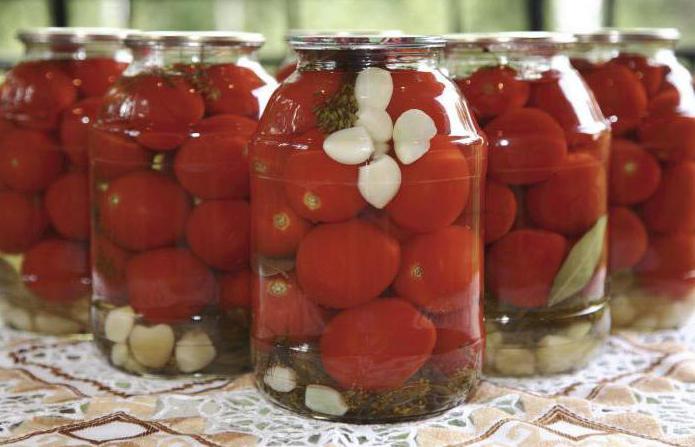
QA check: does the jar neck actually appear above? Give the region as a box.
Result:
[571,42,676,64]
[445,47,572,79]
[129,44,260,69]
[295,48,441,71]
[23,41,130,62]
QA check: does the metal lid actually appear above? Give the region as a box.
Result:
[289,34,444,50]
[574,28,680,44]
[124,31,265,48]
[18,27,133,45]
[445,32,577,49]
[285,29,403,40]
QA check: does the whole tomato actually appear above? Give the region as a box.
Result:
[483,181,517,244]
[219,268,251,311]
[458,66,530,120]
[99,171,191,251]
[193,114,257,139]
[21,239,90,303]
[88,128,152,181]
[204,63,266,118]
[59,97,102,169]
[68,58,128,98]
[320,299,436,391]
[387,70,450,134]
[609,207,648,273]
[430,308,483,376]
[0,191,48,253]
[636,233,695,299]
[608,138,661,206]
[126,248,216,323]
[0,129,64,192]
[642,161,695,233]
[45,172,89,240]
[92,235,130,301]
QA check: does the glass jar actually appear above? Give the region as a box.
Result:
[250,34,485,422]
[572,29,695,331]
[90,31,277,376]
[445,33,611,376]
[0,28,131,335]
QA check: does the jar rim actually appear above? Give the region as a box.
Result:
[444,32,577,49]
[574,28,680,44]
[289,34,445,50]
[124,31,265,48]
[18,27,135,44]
[285,29,403,40]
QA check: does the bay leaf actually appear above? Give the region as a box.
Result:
[547,214,607,307]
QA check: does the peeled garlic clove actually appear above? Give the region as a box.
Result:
[104,306,135,343]
[175,329,217,373]
[128,324,175,369]
[111,343,129,367]
[562,321,592,340]
[358,154,401,209]
[323,126,374,165]
[492,348,536,376]
[536,336,594,375]
[393,109,437,165]
[355,67,393,110]
[263,365,297,392]
[6,306,34,331]
[305,384,349,416]
[355,107,393,143]
[35,313,81,335]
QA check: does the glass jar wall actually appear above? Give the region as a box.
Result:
[572,29,695,331]
[250,34,486,422]
[0,28,131,335]
[445,33,611,376]
[89,31,277,376]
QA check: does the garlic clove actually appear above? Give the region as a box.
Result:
[35,313,81,335]
[6,306,34,331]
[111,343,129,367]
[323,126,374,165]
[492,347,536,376]
[358,154,401,209]
[128,324,175,369]
[393,109,437,165]
[355,107,393,143]
[175,329,217,373]
[305,384,349,416]
[355,67,393,110]
[263,365,297,392]
[104,306,135,343]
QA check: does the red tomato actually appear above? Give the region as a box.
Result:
[386,147,469,233]
[100,73,205,151]
[636,233,695,299]
[487,229,568,308]
[609,138,661,206]
[59,97,102,169]
[0,191,48,253]
[252,180,311,257]
[88,128,152,181]
[484,181,517,244]
[185,200,249,271]
[174,133,249,200]
[92,235,130,301]
[275,62,297,82]
[252,273,325,342]
[320,299,436,391]
[638,115,695,162]
[526,153,607,236]
[609,207,648,273]
[257,70,342,135]
[68,58,127,98]
[193,114,257,138]
[610,54,665,97]
[0,129,63,192]
[387,70,449,134]
[283,150,365,223]
[296,219,400,309]
[219,268,251,311]
[99,171,191,251]
[394,226,477,313]
[21,239,90,303]
[484,108,567,185]
[458,66,530,120]
[45,172,89,240]
[126,248,216,323]
[0,60,77,129]
[648,87,681,117]
[583,64,648,136]
[642,161,695,233]
[430,308,483,376]
[204,64,266,118]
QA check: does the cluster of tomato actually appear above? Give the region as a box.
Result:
[0,56,127,308]
[91,62,273,327]
[455,64,610,310]
[250,69,484,392]
[574,53,695,300]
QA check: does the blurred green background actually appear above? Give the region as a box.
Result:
[1,0,694,70]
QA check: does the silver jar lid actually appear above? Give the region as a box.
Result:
[289,34,445,50]
[444,32,577,50]
[124,31,265,48]
[574,28,680,44]
[18,27,134,45]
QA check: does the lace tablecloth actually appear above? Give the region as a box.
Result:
[1,321,695,446]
